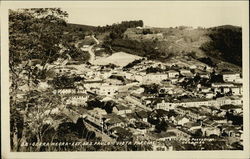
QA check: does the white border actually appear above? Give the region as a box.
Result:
[1,1,249,159]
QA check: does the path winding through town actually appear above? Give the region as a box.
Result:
[85,35,100,64]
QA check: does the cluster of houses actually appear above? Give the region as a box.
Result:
[156,96,242,110]
[47,52,243,150]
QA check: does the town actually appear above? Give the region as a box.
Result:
[9,8,244,152]
[29,34,243,151]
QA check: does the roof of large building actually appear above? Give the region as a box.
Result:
[222,72,240,75]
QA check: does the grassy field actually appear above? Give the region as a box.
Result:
[93,51,143,67]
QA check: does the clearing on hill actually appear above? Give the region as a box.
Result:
[93,52,143,67]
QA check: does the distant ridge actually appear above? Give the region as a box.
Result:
[67,23,96,31]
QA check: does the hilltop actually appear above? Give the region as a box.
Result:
[95,24,242,69]
[64,21,242,69]
[67,23,96,33]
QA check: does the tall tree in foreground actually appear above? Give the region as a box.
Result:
[9,8,69,151]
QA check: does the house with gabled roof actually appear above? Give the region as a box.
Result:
[135,110,149,122]
[103,114,127,130]
[112,104,132,116]
[174,116,190,126]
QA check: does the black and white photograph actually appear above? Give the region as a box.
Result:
[1,1,249,159]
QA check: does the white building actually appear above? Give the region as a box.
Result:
[202,127,220,136]
[113,105,132,116]
[144,73,168,83]
[156,100,175,111]
[65,94,88,106]
[231,87,241,95]
[53,66,78,75]
[154,97,243,110]
[53,88,75,95]
[180,69,191,74]
[167,70,179,78]
[212,83,235,88]
[179,69,193,77]
[98,84,119,96]
[175,116,190,126]
[222,72,241,83]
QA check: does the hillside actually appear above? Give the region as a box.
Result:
[201,25,242,66]
[67,23,96,32]
[64,21,242,69]
[102,25,242,68]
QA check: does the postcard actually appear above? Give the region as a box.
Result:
[1,1,249,159]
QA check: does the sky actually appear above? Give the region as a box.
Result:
[63,1,246,28]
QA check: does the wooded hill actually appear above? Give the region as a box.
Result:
[64,20,242,67]
[92,23,242,67]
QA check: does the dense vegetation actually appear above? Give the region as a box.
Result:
[107,39,165,59]
[49,75,84,88]
[94,20,166,59]
[200,25,242,66]
[86,99,116,114]
[9,8,94,152]
[95,20,143,38]
[9,8,243,152]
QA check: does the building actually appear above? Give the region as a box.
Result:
[149,109,169,121]
[199,86,211,93]
[179,69,193,77]
[53,87,75,95]
[212,83,235,88]
[156,100,175,111]
[129,86,145,94]
[167,127,191,139]
[86,108,107,127]
[53,66,78,75]
[222,72,241,83]
[167,70,179,78]
[184,122,202,132]
[201,127,220,137]
[155,96,242,110]
[199,72,210,79]
[103,114,127,130]
[204,91,214,99]
[65,93,88,106]
[136,110,149,122]
[211,82,242,95]
[84,79,104,91]
[231,87,241,95]
[175,116,190,126]
[175,106,204,121]
[112,105,132,116]
[153,132,177,141]
[200,105,212,114]
[190,65,197,70]
[76,85,87,94]
[143,73,168,83]
[126,113,139,123]
[98,84,119,96]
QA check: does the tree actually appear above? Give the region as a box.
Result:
[23,90,63,151]
[9,8,70,151]
[155,120,168,133]
[192,129,203,137]
[142,84,159,94]
[9,8,68,72]
[200,25,242,66]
